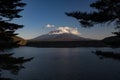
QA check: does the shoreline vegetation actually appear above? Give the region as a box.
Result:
[93,50,120,61]
[26,40,108,48]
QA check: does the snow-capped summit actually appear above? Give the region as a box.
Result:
[31,27,91,41]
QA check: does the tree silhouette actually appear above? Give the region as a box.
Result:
[0,0,33,80]
[66,0,120,34]
[93,50,120,61]
[0,53,33,80]
[66,0,120,47]
[0,0,26,50]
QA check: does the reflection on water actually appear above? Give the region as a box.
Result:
[0,52,33,80]
[93,50,120,61]
[3,47,120,80]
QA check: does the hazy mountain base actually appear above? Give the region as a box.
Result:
[27,40,107,48]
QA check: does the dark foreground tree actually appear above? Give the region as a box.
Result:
[0,53,33,80]
[0,0,33,80]
[66,0,120,32]
[0,0,26,50]
[66,0,120,47]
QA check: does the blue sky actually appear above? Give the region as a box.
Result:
[14,0,115,39]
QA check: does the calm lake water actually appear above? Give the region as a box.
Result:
[2,47,120,80]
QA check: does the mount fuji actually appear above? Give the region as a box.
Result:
[30,27,92,41]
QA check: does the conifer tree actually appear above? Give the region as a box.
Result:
[0,0,26,49]
[66,0,120,36]
[0,1,33,80]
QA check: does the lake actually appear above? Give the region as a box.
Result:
[2,47,120,80]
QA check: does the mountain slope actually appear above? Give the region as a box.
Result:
[12,36,27,45]
[31,33,91,41]
[0,36,27,45]
[30,27,92,41]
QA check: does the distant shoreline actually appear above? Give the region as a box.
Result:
[26,40,108,48]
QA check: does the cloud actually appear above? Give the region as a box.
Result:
[46,24,55,28]
[49,26,81,35]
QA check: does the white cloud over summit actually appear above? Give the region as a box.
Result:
[49,26,80,35]
[45,24,81,35]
